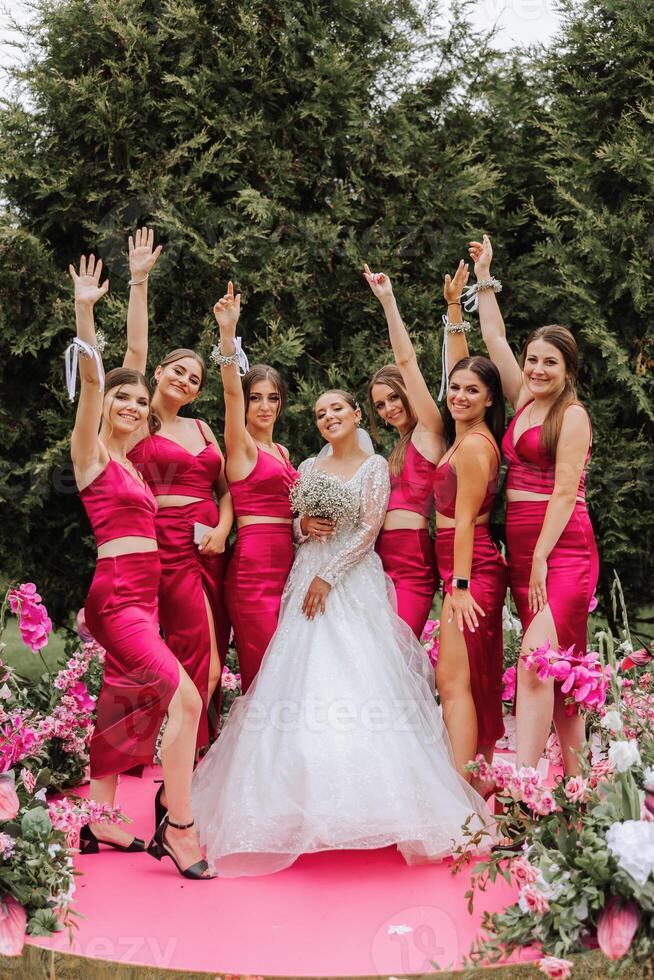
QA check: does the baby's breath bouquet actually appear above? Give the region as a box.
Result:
[290,468,359,527]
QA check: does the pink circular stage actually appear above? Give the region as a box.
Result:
[28,768,529,976]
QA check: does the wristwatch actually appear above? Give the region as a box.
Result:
[452,577,470,590]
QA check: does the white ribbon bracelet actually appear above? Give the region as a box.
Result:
[438,314,471,402]
[65,338,105,402]
[462,277,502,313]
[210,337,250,376]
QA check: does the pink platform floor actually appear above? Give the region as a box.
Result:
[28,767,531,976]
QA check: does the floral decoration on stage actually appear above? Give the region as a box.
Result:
[454,578,654,977]
[0,583,121,955]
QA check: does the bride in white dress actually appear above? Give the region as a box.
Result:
[192,388,490,877]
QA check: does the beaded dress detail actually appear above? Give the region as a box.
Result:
[192,454,489,876]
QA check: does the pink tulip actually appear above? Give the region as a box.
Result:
[0,774,19,821]
[0,895,27,956]
[597,895,640,961]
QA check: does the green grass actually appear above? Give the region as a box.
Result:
[1,619,68,681]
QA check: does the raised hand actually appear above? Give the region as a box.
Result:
[69,254,109,307]
[443,259,469,305]
[468,234,493,278]
[363,263,394,304]
[128,226,162,282]
[213,281,241,336]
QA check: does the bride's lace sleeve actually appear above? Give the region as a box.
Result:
[292,457,315,544]
[318,455,389,587]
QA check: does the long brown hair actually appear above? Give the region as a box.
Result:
[242,364,287,420]
[104,367,160,434]
[154,348,207,390]
[521,325,581,457]
[368,365,417,477]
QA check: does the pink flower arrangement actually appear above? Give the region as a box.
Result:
[501,665,516,702]
[8,583,52,653]
[420,619,440,667]
[522,641,610,714]
[47,797,123,838]
[518,883,550,916]
[468,755,559,817]
[0,894,27,956]
[221,666,241,692]
[597,895,640,960]
[538,956,573,979]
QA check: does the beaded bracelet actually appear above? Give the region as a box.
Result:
[462,277,502,313]
[210,338,250,376]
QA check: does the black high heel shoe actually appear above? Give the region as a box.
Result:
[154,782,168,828]
[79,824,146,854]
[147,816,215,880]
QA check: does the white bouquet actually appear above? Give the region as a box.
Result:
[289,468,359,527]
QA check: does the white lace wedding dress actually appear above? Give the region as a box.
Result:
[192,454,490,877]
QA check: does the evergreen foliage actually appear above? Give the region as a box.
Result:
[0,0,651,625]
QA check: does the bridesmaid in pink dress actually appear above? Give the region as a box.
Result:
[68,254,211,878]
[364,262,470,639]
[212,282,298,693]
[123,230,232,756]
[469,234,598,775]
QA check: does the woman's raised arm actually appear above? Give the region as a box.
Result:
[69,255,109,477]
[468,235,524,409]
[213,282,256,471]
[123,226,162,373]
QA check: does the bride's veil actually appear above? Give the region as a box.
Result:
[316,428,375,459]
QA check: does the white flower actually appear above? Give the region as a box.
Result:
[606,820,654,885]
[48,844,62,856]
[618,639,633,654]
[644,767,654,792]
[387,925,413,935]
[601,710,623,733]
[502,604,522,636]
[0,684,11,700]
[34,787,47,802]
[608,739,641,772]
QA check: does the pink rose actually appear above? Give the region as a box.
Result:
[511,856,540,887]
[0,895,27,956]
[538,955,573,979]
[0,774,19,821]
[564,775,588,803]
[519,884,550,916]
[533,790,557,816]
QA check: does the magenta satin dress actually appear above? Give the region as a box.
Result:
[129,420,230,749]
[502,401,599,655]
[374,440,438,638]
[80,460,179,779]
[225,446,299,693]
[433,434,507,747]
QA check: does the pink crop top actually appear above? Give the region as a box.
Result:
[229,445,299,519]
[80,459,158,546]
[387,440,435,519]
[502,401,589,498]
[433,433,500,519]
[128,420,222,499]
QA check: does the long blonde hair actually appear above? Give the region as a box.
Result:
[368,365,416,477]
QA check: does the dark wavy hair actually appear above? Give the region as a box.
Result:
[104,367,160,433]
[441,356,504,449]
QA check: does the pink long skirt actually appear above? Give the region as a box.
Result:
[436,526,507,747]
[155,500,230,750]
[375,528,438,639]
[224,523,295,693]
[85,552,179,779]
[506,500,599,655]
